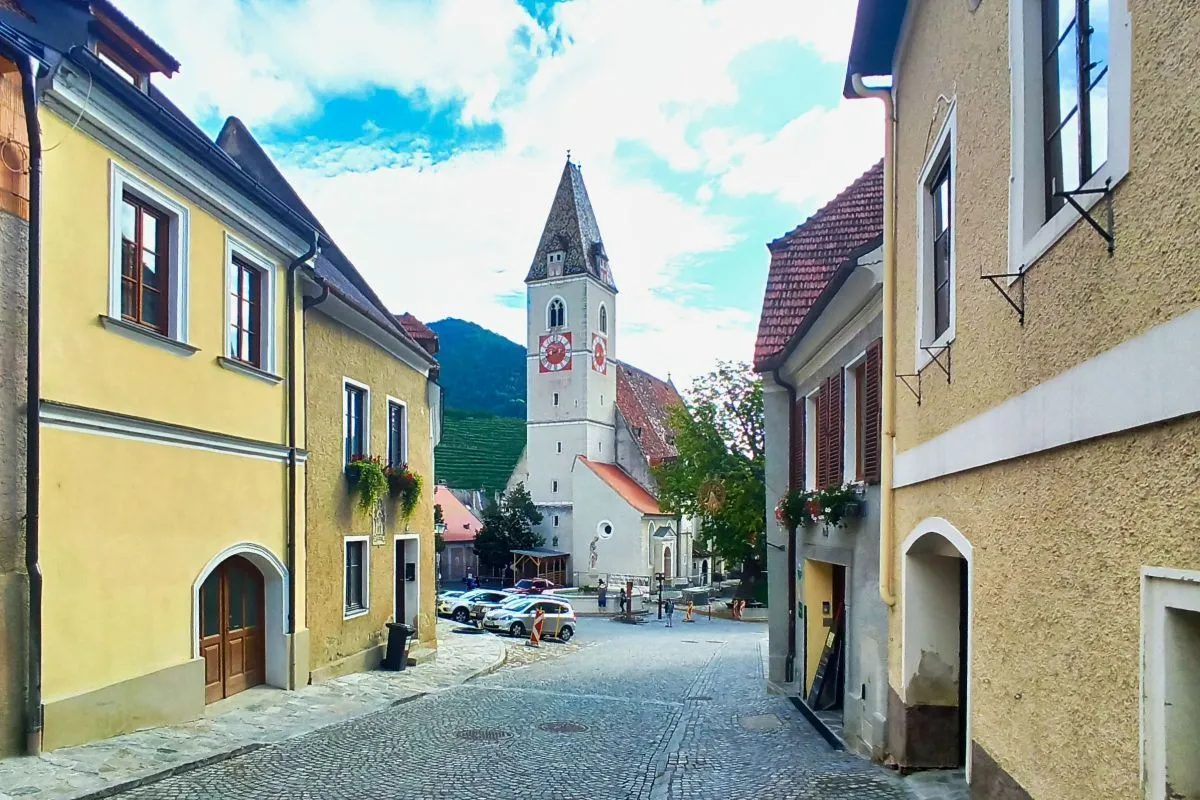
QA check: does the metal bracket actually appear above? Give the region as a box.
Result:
[896,372,922,406]
[919,343,952,383]
[1054,178,1114,255]
[980,272,1026,325]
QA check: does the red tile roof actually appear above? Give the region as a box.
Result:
[753,161,884,370]
[434,485,481,543]
[396,312,439,355]
[615,362,683,466]
[576,457,664,515]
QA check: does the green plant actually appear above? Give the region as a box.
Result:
[386,464,424,521]
[775,484,861,529]
[816,484,860,528]
[345,455,388,513]
[774,488,815,529]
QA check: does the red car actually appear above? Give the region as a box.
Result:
[506,578,558,595]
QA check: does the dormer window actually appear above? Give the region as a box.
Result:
[547,250,564,278]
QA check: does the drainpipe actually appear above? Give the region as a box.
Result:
[851,74,898,608]
[771,367,798,685]
[19,52,43,756]
[286,233,319,660]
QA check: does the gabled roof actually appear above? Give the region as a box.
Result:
[576,457,664,516]
[434,485,481,543]
[524,159,617,292]
[753,161,884,371]
[615,361,683,466]
[397,312,439,356]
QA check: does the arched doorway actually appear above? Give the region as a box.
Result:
[663,546,672,579]
[702,560,709,584]
[901,518,973,775]
[199,555,266,702]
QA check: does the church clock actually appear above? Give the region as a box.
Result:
[538,332,572,373]
[591,333,607,375]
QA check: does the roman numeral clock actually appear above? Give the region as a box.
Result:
[538,332,572,373]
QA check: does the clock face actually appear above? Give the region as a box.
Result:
[538,333,572,373]
[591,333,607,374]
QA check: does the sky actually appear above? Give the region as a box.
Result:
[116,0,883,386]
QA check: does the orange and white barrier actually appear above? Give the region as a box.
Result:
[683,599,695,623]
[528,608,545,647]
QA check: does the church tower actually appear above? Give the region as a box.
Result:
[523,159,618,552]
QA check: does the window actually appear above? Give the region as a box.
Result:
[806,375,846,490]
[598,441,602,453]
[120,192,169,334]
[552,480,559,493]
[387,399,407,468]
[844,359,868,483]
[553,392,560,406]
[1009,0,1130,273]
[553,515,560,527]
[228,257,262,367]
[344,538,368,617]
[97,42,147,89]
[916,105,956,365]
[107,162,190,347]
[1143,569,1200,800]
[600,394,604,405]
[805,392,818,490]
[547,297,566,328]
[599,304,608,334]
[344,381,368,464]
[548,250,564,277]
[556,441,562,453]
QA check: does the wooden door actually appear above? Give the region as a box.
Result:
[395,539,406,624]
[199,556,265,703]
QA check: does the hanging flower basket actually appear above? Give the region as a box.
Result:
[815,484,861,529]
[775,484,864,530]
[345,455,388,513]
[385,464,423,522]
[775,488,816,529]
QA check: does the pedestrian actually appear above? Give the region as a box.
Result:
[618,587,627,615]
[597,580,607,611]
[665,597,675,627]
[465,571,476,591]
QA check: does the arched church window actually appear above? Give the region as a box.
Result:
[547,297,566,329]
[599,304,608,334]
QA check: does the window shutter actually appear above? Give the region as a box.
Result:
[864,337,883,484]
[817,378,831,489]
[829,371,844,488]
[790,398,805,491]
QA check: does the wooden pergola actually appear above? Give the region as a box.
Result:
[511,548,570,586]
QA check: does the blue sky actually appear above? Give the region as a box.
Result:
[118,0,882,384]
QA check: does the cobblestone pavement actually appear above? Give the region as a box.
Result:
[110,617,921,800]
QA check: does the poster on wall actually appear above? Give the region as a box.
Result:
[539,332,572,373]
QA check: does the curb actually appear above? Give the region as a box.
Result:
[461,641,508,683]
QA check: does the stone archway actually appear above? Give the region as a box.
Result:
[900,518,973,775]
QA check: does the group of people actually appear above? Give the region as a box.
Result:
[596,579,677,625]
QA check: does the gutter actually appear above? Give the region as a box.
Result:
[286,233,320,654]
[770,367,798,686]
[851,74,898,607]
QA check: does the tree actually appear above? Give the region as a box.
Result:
[433,503,446,554]
[653,361,765,597]
[473,483,545,570]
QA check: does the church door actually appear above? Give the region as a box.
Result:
[663,546,672,579]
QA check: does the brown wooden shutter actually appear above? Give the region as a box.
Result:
[863,337,883,484]
[816,378,830,489]
[829,371,844,488]
[790,398,806,491]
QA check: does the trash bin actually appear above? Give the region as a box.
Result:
[382,623,414,671]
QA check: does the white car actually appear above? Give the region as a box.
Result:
[482,596,577,641]
[439,589,511,624]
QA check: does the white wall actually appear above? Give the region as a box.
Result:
[571,462,661,582]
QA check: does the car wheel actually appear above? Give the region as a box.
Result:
[509,621,526,637]
[558,625,574,643]
[453,608,470,624]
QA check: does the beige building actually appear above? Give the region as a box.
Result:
[845,1,1200,798]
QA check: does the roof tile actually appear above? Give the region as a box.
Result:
[577,457,664,515]
[615,362,683,466]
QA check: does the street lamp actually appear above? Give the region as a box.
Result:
[655,572,665,619]
[435,522,446,592]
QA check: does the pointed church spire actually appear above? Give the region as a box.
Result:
[525,159,617,292]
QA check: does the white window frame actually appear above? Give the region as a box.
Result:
[385,396,409,467]
[552,479,559,493]
[342,377,371,464]
[546,295,567,330]
[1008,0,1132,277]
[107,160,191,345]
[1142,567,1200,800]
[915,103,957,371]
[804,390,819,491]
[843,350,868,484]
[547,250,564,277]
[598,302,608,335]
[343,535,370,620]
[222,232,277,377]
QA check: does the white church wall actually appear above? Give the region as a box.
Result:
[571,464,651,585]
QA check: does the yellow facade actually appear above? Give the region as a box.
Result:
[304,308,437,683]
[36,107,310,748]
[883,2,1200,797]
[802,560,833,696]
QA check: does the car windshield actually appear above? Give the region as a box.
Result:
[460,590,487,601]
[500,597,528,609]
[514,580,532,589]
[509,600,536,613]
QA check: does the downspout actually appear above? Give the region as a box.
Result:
[20,52,43,756]
[286,233,319,664]
[771,367,798,685]
[851,74,898,608]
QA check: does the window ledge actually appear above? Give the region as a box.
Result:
[99,315,198,356]
[343,608,369,621]
[217,356,283,385]
[915,333,954,372]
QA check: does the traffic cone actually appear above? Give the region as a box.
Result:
[527,609,545,647]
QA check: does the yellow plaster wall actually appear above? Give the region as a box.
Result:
[38,427,289,701]
[803,560,833,696]
[891,0,1200,454]
[889,415,1200,800]
[39,111,293,445]
[304,310,436,674]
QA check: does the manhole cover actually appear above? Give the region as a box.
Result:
[456,728,512,742]
[538,721,589,733]
[739,713,782,731]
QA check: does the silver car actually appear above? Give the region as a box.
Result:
[440,589,512,624]
[468,591,515,622]
[482,597,577,641]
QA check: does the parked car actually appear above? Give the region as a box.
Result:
[440,589,512,624]
[469,591,516,621]
[505,578,559,595]
[437,590,464,602]
[482,597,577,641]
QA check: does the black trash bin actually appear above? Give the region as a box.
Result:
[382,623,414,671]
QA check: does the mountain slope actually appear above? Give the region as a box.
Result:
[435,409,525,492]
[428,318,525,418]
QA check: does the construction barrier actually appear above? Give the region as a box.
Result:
[527,609,545,647]
[683,599,695,623]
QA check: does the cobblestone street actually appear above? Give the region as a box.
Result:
[112,618,914,800]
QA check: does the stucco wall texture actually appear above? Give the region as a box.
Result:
[304,310,436,676]
[887,2,1200,798]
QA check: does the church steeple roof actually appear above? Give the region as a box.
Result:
[525,159,618,292]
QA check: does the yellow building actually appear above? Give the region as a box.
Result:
[845,1,1200,798]
[8,4,323,750]
[214,120,442,682]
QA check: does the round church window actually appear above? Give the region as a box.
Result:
[597,520,614,539]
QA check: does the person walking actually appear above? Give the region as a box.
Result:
[665,597,675,627]
[618,587,627,615]
[597,580,608,612]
